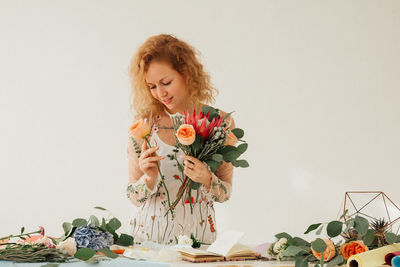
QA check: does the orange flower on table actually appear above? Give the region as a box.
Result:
[225,131,238,146]
[340,240,368,260]
[176,124,196,145]
[311,239,336,261]
[129,119,151,140]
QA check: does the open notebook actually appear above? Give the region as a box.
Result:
[178,230,258,263]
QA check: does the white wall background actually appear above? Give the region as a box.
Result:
[1,0,399,244]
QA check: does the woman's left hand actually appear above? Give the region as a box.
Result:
[181,155,212,188]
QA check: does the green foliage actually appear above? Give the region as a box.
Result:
[231,128,244,139]
[316,225,324,235]
[204,159,219,172]
[326,255,345,266]
[354,216,369,238]
[190,182,201,190]
[201,105,219,121]
[282,246,304,257]
[116,234,133,246]
[190,234,201,249]
[288,237,310,247]
[97,248,118,259]
[275,232,292,239]
[74,248,96,261]
[311,238,326,254]
[72,218,87,228]
[294,255,309,267]
[89,215,100,227]
[304,223,322,234]
[107,218,122,232]
[385,232,397,244]
[62,222,72,235]
[273,214,400,266]
[326,221,343,238]
[237,143,248,153]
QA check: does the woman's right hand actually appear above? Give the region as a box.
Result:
[138,141,164,189]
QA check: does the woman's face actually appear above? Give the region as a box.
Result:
[145,61,189,114]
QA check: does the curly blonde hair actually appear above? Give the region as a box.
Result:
[128,34,218,124]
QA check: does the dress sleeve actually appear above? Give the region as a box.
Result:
[126,174,160,207]
[126,134,160,207]
[201,160,233,203]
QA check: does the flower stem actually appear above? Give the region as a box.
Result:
[143,136,174,218]
[0,230,41,241]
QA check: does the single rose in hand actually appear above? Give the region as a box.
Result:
[340,240,368,260]
[176,124,196,145]
[311,239,336,261]
[129,119,151,140]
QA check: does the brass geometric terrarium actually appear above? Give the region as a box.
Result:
[343,191,400,234]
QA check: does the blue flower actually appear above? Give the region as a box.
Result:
[74,224,114,250]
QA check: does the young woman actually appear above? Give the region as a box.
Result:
[126,34,235,245]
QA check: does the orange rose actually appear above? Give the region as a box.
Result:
[225,131,238,146]
[176,124,196,145]
[129,119,151,140]
[340,240,368,260]
[311,239,336,261]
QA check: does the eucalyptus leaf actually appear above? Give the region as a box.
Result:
[326,255,345,266]
[316,225,324,235]
[107,218,122,231]
[311,238,327,254]
[354,216,369,237]
[89,215,100,227]
[363,229,375,246]
[218,145,236,154]
[304,223,322,234]
[340,209,349,220]
[116,233,134,246]
[235,159,249,168]
[275,232,292,239]
[100,218,106,231]
[74,248,96,261]
[211,154,223,162]
[385,232,397,244]
[20,227,24,234]
[94,206,107,211]
[344,219,355,233]
[327,221,343,238]
[294,255,308,267]
[62,222,72,235]
[97,248,118,259]
[201,105,219,121]
[72,218,87,228]
[237,143,248,153]
[282,246,303,257]
[205,159,219,172]
[231,128,244,139]
[223,150,241,162]
[288,237,310,247]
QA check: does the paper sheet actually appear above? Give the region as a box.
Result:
[347,243,400,267]
[206,230,244,256]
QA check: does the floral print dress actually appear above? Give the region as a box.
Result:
[126,116,233,245]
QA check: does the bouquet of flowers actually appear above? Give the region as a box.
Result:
[168,105,249,212]
[269,211,400,267]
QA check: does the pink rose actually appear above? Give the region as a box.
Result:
[56,237,77,256]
